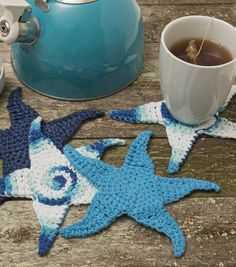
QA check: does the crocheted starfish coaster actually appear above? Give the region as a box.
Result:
[0,117,125,256]
[0,87,104,176]
[109,85,236,174]
[60,131,220,257]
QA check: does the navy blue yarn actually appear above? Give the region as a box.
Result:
[36,194,71,206]
[0,88,104,176]
[53,176,67,190]
[0,179,5,195]
[161,102,178,124]
[109,108,138,123]
[90,142,105,154]
[38,226,59,256]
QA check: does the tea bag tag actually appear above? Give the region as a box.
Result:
[185,40,198,64]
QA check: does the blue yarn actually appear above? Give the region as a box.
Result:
[109,108,140,123]
[38,226,59,256]
[90,142,106,155]
[60,131,220,257]
[161,102,178,125]
[0,179,6,195]
[52,175,67,191]
[0,114,126,256]
[2,175,13,196]
[109,93,236,174]
[36,192,71,206]
[161,103,200,128]
[168,161,180,175]
[87,139,125,158]
[0,88,104,177]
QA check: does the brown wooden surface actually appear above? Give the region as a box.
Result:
[0,1,236,266]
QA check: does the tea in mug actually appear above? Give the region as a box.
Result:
[169,39,233,66]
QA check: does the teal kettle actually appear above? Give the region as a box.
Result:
[0,0,144,100]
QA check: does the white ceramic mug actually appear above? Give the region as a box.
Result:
[159,16,236,125]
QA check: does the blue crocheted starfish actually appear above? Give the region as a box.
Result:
[0,117,125,256]
[109,85,236,174]
[60,131,220,257]
[0,87,104,176]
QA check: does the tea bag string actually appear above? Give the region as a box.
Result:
[196,17,214,58]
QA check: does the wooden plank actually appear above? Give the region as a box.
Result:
[0,198,235,266]
[142,4,236,43]
[0,138,235,197]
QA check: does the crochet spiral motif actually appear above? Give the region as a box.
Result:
[109,85,236,174]
[60,131,220,258]
[0,116,125,256]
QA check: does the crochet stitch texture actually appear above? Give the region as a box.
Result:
[109,85,236,174]
[0,116,125,256]
[0,88,104,176]
[60,131,220,257]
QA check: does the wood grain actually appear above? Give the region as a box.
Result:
[142,3,236,43]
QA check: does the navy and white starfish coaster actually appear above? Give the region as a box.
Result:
[60,131,220,257]
[109,85,236,174]
[0,116,125,256]
[0,88,104,177]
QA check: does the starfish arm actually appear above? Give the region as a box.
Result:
[29,116,46,145]
[165,124,203,174]
[77,138,126,160]
[159,177,220,204]
[64,145,114,188]
[0,130,12,204]
[69,139,125,206]
[129,207,186,257]
[7,88,39,126]
[0,129,5,159]
[219,84,236,113]
[43,110,104,150]
[205,117,236,139]
[109,102,164,124]
[33,200,69,256]
[60,195,120,238]
[123,131,155,174]
[0,168,31,198]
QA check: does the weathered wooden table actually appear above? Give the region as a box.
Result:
[0,1,235,266]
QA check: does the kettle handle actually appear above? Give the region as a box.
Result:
[0,0,31,44]
[0,0,40,45]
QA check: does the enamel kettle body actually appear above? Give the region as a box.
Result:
[0,0,144,100]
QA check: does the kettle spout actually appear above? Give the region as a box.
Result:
[0,0,40,45]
